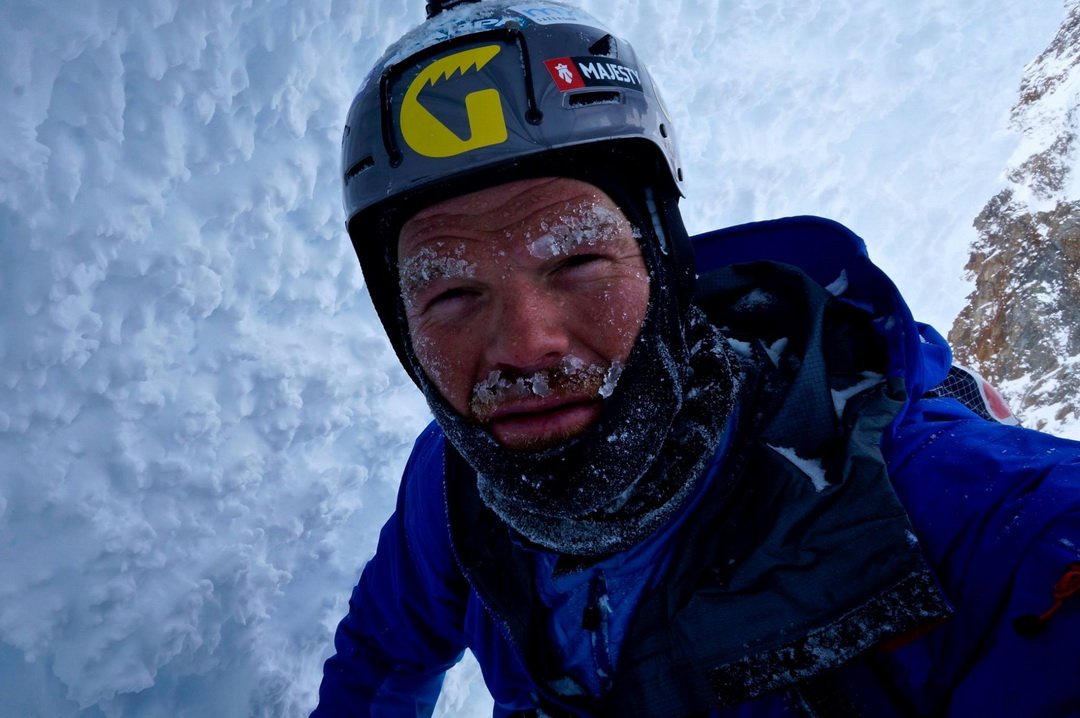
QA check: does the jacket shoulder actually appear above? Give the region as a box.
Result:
[691,216,951,407]
[399,421,455,560]
[883,399,1080,714]
[313,421,466,716]
[692,215,870,286]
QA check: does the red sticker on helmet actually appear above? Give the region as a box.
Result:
[544,57,642,92]
[544,58,586,91]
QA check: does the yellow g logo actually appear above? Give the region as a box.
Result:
[400,45,509,158]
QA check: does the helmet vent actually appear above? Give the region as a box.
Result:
[568,90,621,107]
[588,34,617,58]
[345,156,375,182]
[425,0,481,19]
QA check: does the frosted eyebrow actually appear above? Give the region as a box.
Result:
[526,202,633,259]
[399,245,476,307]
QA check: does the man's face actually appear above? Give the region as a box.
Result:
[398,177,650,451]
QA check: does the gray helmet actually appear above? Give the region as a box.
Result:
[342,0,686,378]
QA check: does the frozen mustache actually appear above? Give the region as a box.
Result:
[469,357,624,422]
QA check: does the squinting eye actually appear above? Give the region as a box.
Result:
[558,254,605,271]
[426,287,478,311]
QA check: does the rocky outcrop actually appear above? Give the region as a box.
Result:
[950,3,1080,436]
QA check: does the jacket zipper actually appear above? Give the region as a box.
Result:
[583,571,615,693]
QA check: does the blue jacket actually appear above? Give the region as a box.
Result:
[314,217,1080,717]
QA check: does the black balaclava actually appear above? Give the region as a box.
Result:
[394,167,738,557]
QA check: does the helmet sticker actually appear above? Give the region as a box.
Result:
[400,45,509,158]
[544,58,585,91]
[510,4,605,27]
[544,57,642,92]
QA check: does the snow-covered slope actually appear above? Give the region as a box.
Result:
[950,1,1080,439]
[0,1,1069,716]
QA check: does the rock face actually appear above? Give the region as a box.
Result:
[950,3,1080,437]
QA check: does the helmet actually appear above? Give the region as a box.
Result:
[342,0,687,380]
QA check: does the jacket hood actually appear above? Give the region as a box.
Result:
[690,214,953,431]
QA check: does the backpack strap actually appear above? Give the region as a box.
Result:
[924,364,1020,425]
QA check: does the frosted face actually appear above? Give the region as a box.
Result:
[398,177,650,451]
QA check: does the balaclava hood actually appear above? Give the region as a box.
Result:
[399,171,738,556]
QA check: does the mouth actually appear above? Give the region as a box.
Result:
[484,396,603,451]
[467,358,624,450]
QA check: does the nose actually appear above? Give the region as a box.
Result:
[484,281,571,372]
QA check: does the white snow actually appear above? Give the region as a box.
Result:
[0,0,1072,716]
[768,445,830,492]
[725,337,755,359]
[764,337,789,367]
[825,270,850,297]
[831,372,886,418]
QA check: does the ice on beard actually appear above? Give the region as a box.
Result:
[469,356,617,420]
[598,362,624,398]
[530,372,552,397]
[527,203,624,259]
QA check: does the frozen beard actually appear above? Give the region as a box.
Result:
[400,191,738,557]
[469,356,623,450]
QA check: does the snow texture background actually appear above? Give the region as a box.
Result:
[0,0,1070,716]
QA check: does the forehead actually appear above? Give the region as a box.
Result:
[397,177,629,254]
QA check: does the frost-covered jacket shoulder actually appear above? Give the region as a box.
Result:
[881,396,1080,716]
[312,423,469,717]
